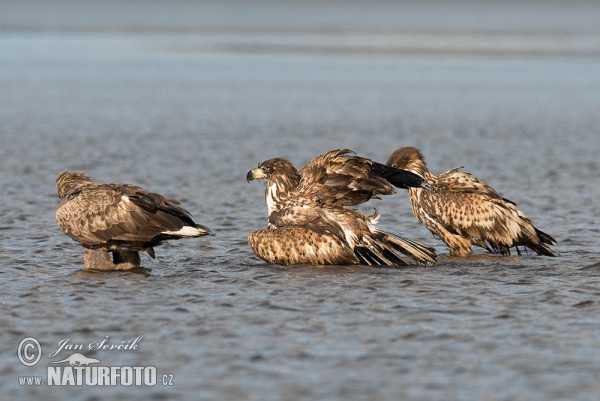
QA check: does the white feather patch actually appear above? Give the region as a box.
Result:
[323,209,358,248]
[266,183,278,217]
[118,195,134,211]
[162,226,207,237]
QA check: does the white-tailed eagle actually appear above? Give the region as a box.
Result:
[386,146,558,257]
[246,149,437,266]
[55,171,210,270]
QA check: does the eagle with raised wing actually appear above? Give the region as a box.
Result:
[386,146,558,257]
[55,171,210,270]
[246,149,437,266]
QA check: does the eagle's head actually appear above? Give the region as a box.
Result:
[56,170,95,200]
[246,158,301,187]
[386,147,428,178]
[247,158,302,217]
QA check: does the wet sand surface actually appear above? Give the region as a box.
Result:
[1,1,600,400]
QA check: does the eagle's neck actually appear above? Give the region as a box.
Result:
[56,173,95,200]
[265,172,301,218]
[421,170,437,183]
[407,159,437,184]
[407,160,437,219]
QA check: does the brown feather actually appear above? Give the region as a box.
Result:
[56,171,210,269]
[248,227,360,265]
[247,150,437,266]
[387,147,558,257]
[298,149,400,205]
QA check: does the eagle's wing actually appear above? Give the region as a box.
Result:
[268,202,350,243]
[322,206,436,265]
[419,169,522,249]
[297,149,397,206]
[437,168,508,201]
[56,184,206,247]
[251,189,437,266]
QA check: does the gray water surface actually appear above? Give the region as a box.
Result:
[1,1,600,400]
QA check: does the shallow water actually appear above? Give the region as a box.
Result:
[2,1,600,400]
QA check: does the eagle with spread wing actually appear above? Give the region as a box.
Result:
[246,149,437,266]
[386,147,558,257]
[55,171,210,270]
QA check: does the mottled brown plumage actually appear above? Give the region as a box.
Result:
[246,149,437,266]
[56,171,210,270]
[386,147,558,257]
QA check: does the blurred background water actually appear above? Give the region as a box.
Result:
[1,1,600,400]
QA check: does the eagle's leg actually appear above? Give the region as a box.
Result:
[112,251,141,270]
[83,248,141,270]
[83,248,117,270]
[113,251,140,270]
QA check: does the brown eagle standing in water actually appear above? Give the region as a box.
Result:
[55,171,210,270]
[246,149,437,266]
[386,146,558,257]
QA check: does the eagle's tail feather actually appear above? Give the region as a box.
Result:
[355,246,379,265]
[529,228,559,256]
[527,242,559,257]
[355,245,409,266]
[536,227,557,245]
[161,223,211,238]
[373,229,437,265]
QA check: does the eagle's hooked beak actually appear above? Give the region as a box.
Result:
[246,167,266,183]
